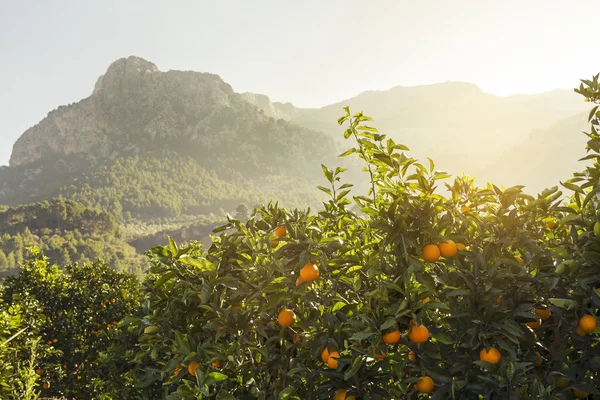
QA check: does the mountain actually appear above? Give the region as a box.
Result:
[243,83,590,192]
[479,111,591,191]
[0,56,340,217]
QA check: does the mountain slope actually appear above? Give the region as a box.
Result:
[243,83,588,190]
[478,111,591,192]
[1,57,338,219]
[0,198,143,277]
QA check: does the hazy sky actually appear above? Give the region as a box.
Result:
[1,0,599,166]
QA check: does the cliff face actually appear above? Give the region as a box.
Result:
[9,56,251,167]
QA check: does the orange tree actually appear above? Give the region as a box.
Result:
[122,76,599,399]
[0,248,143,398]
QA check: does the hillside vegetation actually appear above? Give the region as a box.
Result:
[0,198,143,277]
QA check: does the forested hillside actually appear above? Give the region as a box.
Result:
[0,198,143,277]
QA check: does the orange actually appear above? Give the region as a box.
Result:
[327,351,340,368]
[372,346,387,360]
[408,350,416,361]
[526,319,542,329]
[278,309,296,327]
[35,368,43,375]
[321,346,335,363]
[271,240,280,248]
[579,315,596,334]
[422,297,430,303]
[460,205,470,213]
[43,382,50,389]
[576,325,587,336]
[439,240,457,258]
[415,376,434,393]
[534,308,551,320]
[187,361,199,376]
[534,352,543,366]
[479,347,501,364]
[547,221,558,229]
[496,295,503,303]
[333,389,356,400]
[173,363,183,375]
[515,256,524,266]
[197,292,203,301]
[382,330,401,344]
[573,389,588,398]
[456,243,466,251]
[211,360,221,368]
[300,263,320,282]
[274,226,287,238]
[293,332,303,344]
[422,244,440,262]
[409,324,429,343]
[295,276,304,286]
[52,338,58,343]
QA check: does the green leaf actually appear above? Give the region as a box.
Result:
[588,105,599,122]
[548,298,578,310]
[205,372,228,386]
[179,256,216,272]
[168,236,178,258]
[332,302,347,313]
[380,318,397,330]
[343,357,363,380]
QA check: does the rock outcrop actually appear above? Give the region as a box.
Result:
[9,56,253,167]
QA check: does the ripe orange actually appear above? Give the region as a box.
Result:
[327,351,340,368]
[515,256,524,266]
[456,243,466,251]
[35,368,43,375]
[579,315,596,334]
[173,363,183,375]
[534,307,551,320]
[534,352,543,366]
[460,205,470,213]
[495,295,503,303]
[409,324,429,343]
[211,360,221,368]
[274,226,287,238]
[43,382,50,389]
[187,361,199,376]
[271,240,279,248]
[576,325,587,336]
[382,330,401,344]
[52,338,58,343]
[526,319,542,329]
[547,221,558,229]
[439,240,457,257]
[479,347,501,364]
[573,389,588,398]
[333,389,356,400]
[408,350,416,361]
[295,276,304,286]
[278,309,296,327]
[321,346,335,362]
[422,244,440,262]
[372,346,387,360]
[300,263,320,282]
[293,332,303,344]
[415,376,434,393]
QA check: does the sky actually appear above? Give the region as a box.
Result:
[1,0,599,166]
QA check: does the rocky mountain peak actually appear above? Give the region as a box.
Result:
[93,56,159,97]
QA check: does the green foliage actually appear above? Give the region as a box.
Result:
[0,198,143,277]
[0,251,143,398]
